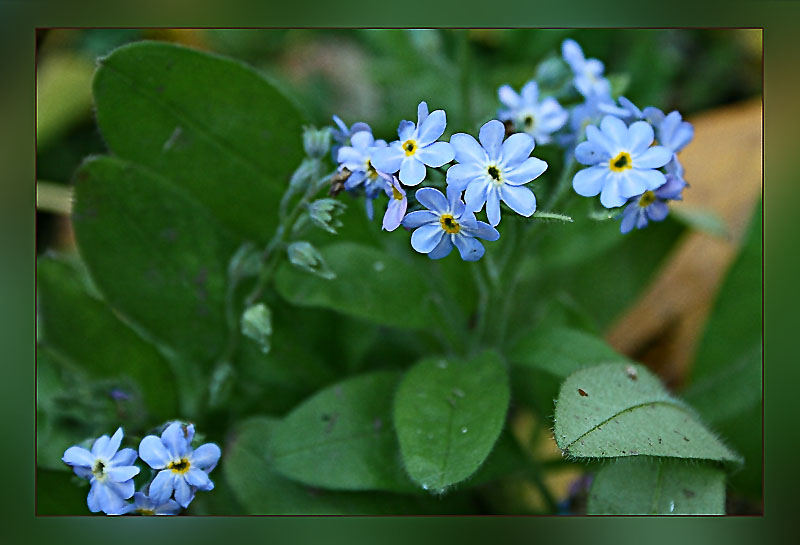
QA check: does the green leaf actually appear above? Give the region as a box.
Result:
[93,41,306,242]
[554,363,741,464]
[274,242,434,329]
[588,457,726,515]
[267,371,415,492]
[72,156,236,365]
[509,326,630,414]
[671,205,729,238]
[226,417,472,514]
[37,255,177,419]
[393,351,510,492]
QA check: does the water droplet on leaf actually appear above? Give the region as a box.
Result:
[373,261,385,272]
[460,427,468,434]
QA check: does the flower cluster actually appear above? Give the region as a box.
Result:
[330,37,693,256]
[62,421,221,515]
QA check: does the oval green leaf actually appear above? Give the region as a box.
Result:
[554,363,741,464]
[93,41,306,242]
[588,457,726,515]
[72,156,235,365]
[274,242,434,329]
[267,371,416,492]
[393,351,510,492]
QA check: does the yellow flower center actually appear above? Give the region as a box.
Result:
[440,214,461,234]
[638,190,656,207]
[609,151,633,172]
[168,458,191,474]
[487,165,503,185]
[365,160,378,179]
[391,185,404,201]
[138,508,156,516]
[522,114,535,130]
[91,460,107,480]
[402,140,417,156]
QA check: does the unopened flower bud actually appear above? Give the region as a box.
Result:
[287,241,336,280]
[303,126,332,159]
[307,198,346,234]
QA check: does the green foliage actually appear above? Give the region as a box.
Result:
[393,352,510,492]
[92,41,306,243]
[274,242,435,329]
[267,372,416,492]
[554,363,741,464]
[588,457,726,515]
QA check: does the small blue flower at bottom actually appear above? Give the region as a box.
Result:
[620,174,687,234]
[121,491,182,516]
[381,174,407,232]
[62,427,140,515]
[138,421,221,508]
[402,186,499,261]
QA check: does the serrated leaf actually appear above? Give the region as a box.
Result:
[274,242,434,329]
[267,372,415,492]
[37,256,177,419]
[93,41,306,242]
[225,417,472,514]
[588,457,726,515]
[393,351,510,492]
[72,156,235,365]
[554,363,741,464]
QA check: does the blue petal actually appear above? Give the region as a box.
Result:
[186,467,214,491]
[416,141,454,167]
[106,465,139,483]
[149,470,176,505]
[632,168,667,191]
[646,200,669,222]
[450,133,487,164]
[190,443,222,471]
[599,177,627,209]
[505,157,548,186]
[572,166,607,197]
[427,235,453,260]
[402,210,438,229]
[620,205,641,234]
[174,476,195,508]
[154,500,182,515]
[111,448,137,468]
[520,80,539,105]
[627,121,655,154]
[655,175,687,200]
[91,434,110,458]
[89,481,128,515]
[585,124,617,156]
[106,476,136,500]
[501,185,537,217]
[415,187,449,213]
[464,179,489,212]
[350,131,374,149]
[615,171,650,200]
[161,422,189,459]
[101,428,123,459]
[446,162,485,191]
[600,115,628,147]
[479,120,506,161]
[486,188,501,226]
[575,140,608,165]
[399,156,426,186]
[633,145,671,169]
[411,223,445,254]
[382,197,407,231]
[62,446,94,468]
[562,39,585,71]
[139,435,172,469]
[454,235,485,261]
[500,132,535,168]
[498,84,520,109]
[417,101,429,125]
[461,220,500,242]
[398,120,416,141]
[371,146,404,174]
[417,109,446,146]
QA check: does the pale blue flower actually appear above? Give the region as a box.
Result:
[371,101,455,186]
[121,491,182,516]
[572,115,672,208]
[447,119,548,227]
[138,421,221,508]
[498,81,568,145]
[381,174,407,231]
[562,39,611,99]
[336,130,390,219]
[62,427,140,515]
[402,186,499,261]
[620,174,687,233]
[330,115,371,161]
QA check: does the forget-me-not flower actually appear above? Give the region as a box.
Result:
[561,39,611,99]
[620,174,687,234]
[402,186,499,261]
[381,174,407,231]
[330,115,371,161]
[371,101,455,186]
[447,119,548,227]
[139,421,221,508]
[572,115,672,208]
[498,80,568,145]
[336,130,390,219]
[62,427,140,515]
[121,491,182,516]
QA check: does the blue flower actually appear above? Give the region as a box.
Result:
[121,491,182,516]
[371,101,455,186]
[498,80,568,145]
[336,130,390,219]
[620,174,687,233]
[381,174,407,231]
[447,119,548,227]
[402,186,499,261]
[62,427,140,515]
[330,115,371,161]
[138,421,221,508]
[561,39,611,99]
[572,115,672,208]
